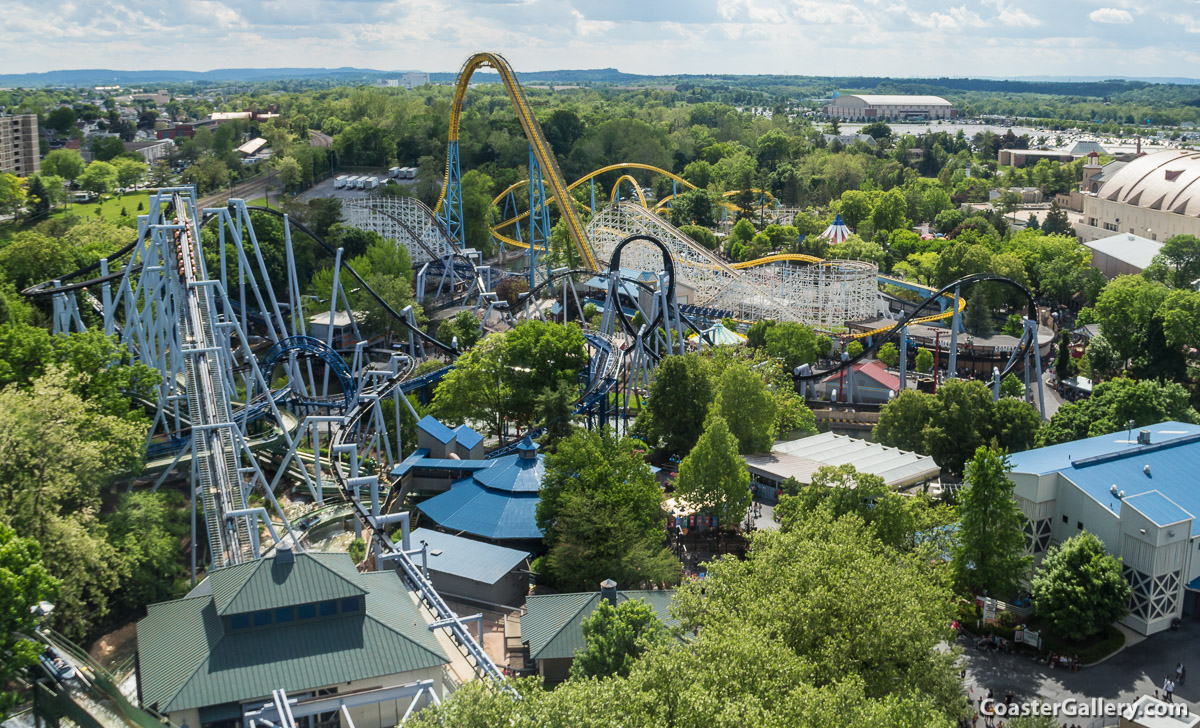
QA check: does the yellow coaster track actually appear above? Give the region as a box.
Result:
[436,52,598,270]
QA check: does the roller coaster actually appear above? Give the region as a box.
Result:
[18,50,1051,726]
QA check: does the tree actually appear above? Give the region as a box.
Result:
[1147,234,1200,289]
[1031,532,1129,641]
[0,523,60,718]
[431,333,510,436]
[1054,333,1071,382]
[645,354,713,455]
[1000,373,1025,399]
[0,368,146,640]
[1094,275,1168,364]
[877,342,899,368]
[1085,333,1121,381]
[502,320,588,427]
[569,598,667,680]
[870,189,907,233]
[150,160,173,187]
[103,491,189,615]
[0,173,26,219]
[776,465,918,551]
[77,160,119,195]
[462,169,497,253]
[839,189,873,229]
[273,155,303,190]
[537,430,679,591]
[953,447,1032,598]
[436,310,481,351]
[533,381,578,449]
[45,106,77,134]
[923,379,996,474]
[348,538,367,563]
[1036,377,1199,446]
[674,412,750,528]
[41,149,86,182]
[846,340,864,358]
[873,390,933,454]
[915,348,934,372]
[24,175,52,219]
[712,361,777,454]
[763,321,817,371]
[89,135,127,162]
[933,208,964,235]
[112,157,145,190]
[682,160,713,189]
[745,318,775,349]
[678,224,718,250]
[495,277,528,307]
[1041,201,1074,237]
[729,217,755,244]
[1159,289,1200,354]
[815,334,833,357]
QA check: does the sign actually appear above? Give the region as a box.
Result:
[711,516,718,528]
[689,515,695,528]
[1022,629,1041,648]
[982,597,997,626]
[668,516,676,528]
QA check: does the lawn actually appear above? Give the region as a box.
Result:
[60,191,152,223]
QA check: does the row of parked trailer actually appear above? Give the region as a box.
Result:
[333,167,417,190]
[334,175,381,190]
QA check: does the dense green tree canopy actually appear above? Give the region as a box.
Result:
[569,598,666,681]
[537,429,678,591]
[1031,531,1129,641]
[953,446,1032,598]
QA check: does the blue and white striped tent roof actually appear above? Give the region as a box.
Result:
[821,213,852,244]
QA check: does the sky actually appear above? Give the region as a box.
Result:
[3,0,1200,78]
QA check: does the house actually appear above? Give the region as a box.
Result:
[816,359,899,404]
[136,544,451,728]
[521,580,676,682]
[123,139,174,165]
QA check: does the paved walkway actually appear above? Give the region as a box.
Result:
[961,620,1197,719]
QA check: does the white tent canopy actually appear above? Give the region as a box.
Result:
[821,213,852,244]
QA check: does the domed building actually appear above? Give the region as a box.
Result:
[1080,149,1200,243]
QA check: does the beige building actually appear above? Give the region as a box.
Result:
[1077,150,1200,243]
[1,114,39,176]
[824,94,954,121]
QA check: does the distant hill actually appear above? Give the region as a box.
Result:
[0,67,397,86]
[0,66,1195,93]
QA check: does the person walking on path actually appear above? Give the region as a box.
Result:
[1177,663,1185,685]
[1164,677,1175,703]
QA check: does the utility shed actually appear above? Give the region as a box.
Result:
[136,546,450,728]
[410,528,530,607]
[521,580,676,683]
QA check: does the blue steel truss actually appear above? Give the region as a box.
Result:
[442,141,465,246]
[261,336,358,409]
[527,144,552,289]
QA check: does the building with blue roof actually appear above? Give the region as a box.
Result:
[410,528,530,607]
[1006,422,1200,634]
[415,435,546,548]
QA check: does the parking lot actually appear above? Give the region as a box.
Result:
[295,173,417,203]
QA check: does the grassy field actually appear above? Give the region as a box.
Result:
[61,191,152,222]
[0,191,150,245]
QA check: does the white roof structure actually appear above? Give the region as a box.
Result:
[235,137,267,155]
[1095,149,1200,216]
[745,431,940,489]
[1084,232,1164,271]
[841,94,952,106]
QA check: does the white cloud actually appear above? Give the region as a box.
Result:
[789,0,868,24]
[1088,7,1134,22]
[909,5,986,29]
[981,0,1041,27]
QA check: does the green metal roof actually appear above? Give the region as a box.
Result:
[521,590,676,661]
[209,552,366,616]
[138,556,449,714]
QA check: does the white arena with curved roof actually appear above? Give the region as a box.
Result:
[1079,149,1200,244]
